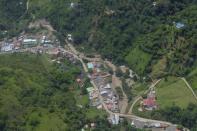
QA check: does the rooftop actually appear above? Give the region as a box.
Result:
[175,22,185,29]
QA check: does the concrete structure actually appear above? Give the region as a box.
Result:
[108,114,119,125]
[87,62,94,69]
[175,22,185,29]
[67,34,73,41]
[1,43,14,52]
[23,39,37,48]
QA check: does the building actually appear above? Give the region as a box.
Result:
[1,43,14,52]
[143,97,157,111]
[108,114,119,125]
[23,39,38,48]
[153,2,157,6]
[175,22,185,29]
[67,34,73,41]
[87,62,94,69]
[70,2,75,8]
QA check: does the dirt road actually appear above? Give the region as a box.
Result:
[181,77,197,101]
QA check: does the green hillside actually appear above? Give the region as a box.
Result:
[0,54,144,131]
[156,77,197,109]
[0,53,83,130]
[0,54,97,130]
[1,0,196,76]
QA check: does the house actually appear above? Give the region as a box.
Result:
[143,97,157,111]
[1,43,14,52]
[87,62,94,69]
[67,34,73,41]
[86,87,94,93]
[23,38,37,48]
[103,84,111,89]
[153,2,157,6]
[175,22,185,29]
[70,2,75,8]
[108,114,119,125]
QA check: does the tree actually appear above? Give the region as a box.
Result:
[116,67,123,77]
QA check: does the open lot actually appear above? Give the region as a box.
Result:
[156,77,197,109]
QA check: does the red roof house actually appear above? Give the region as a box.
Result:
[143,97,157,111]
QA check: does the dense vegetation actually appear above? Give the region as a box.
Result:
[28,0,197,77]
[0,0,29,38]
[1,0,196,76]
[0,53,83,130]
[152,104,197,130]
[0,0,197,130]
[0,53,145,131]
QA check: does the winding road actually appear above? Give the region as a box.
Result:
[2,20,195,130]
[64,41,177,128]
[128,79,162,114]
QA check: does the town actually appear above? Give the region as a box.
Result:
[0,28,180,131]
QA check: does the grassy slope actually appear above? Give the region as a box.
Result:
[125,46,152,75]
[0,54,65,130]
[156,77,197,109]
[0,53,107,130]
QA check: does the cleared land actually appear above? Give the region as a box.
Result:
[156,77,197,109]
[125,46,152,75]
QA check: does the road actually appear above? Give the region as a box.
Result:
[0,44,178,129]
[66,40,129,113]
[91,78,174,126]
[64,43,177,128]
[128,79,161,114]
[112,74,128,113]
[0,32,179,130]
[26,0,29,11]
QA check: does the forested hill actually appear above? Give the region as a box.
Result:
[0,0,197,77]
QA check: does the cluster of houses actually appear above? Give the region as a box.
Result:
[86,87,102,109]
[87,62,119,112]
[0,33,60,53]
[0,37,22,52]
[86,62,120,124]
[140,89,157,111]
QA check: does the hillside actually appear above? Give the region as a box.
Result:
[0,53,84,130]
[0,1,197,130]
[0,53,145,131]
[0,0,196,77]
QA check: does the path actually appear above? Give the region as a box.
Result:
[64,43,176,128]
[104,60,129,113]
[2,18,177,128]
[26,0,30,11]
[112,75,128,113]
[181,77,197,101]
[0,41,177,129]
[128,79,161,114]
[59,47,88,73]
[91,77,173,126]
